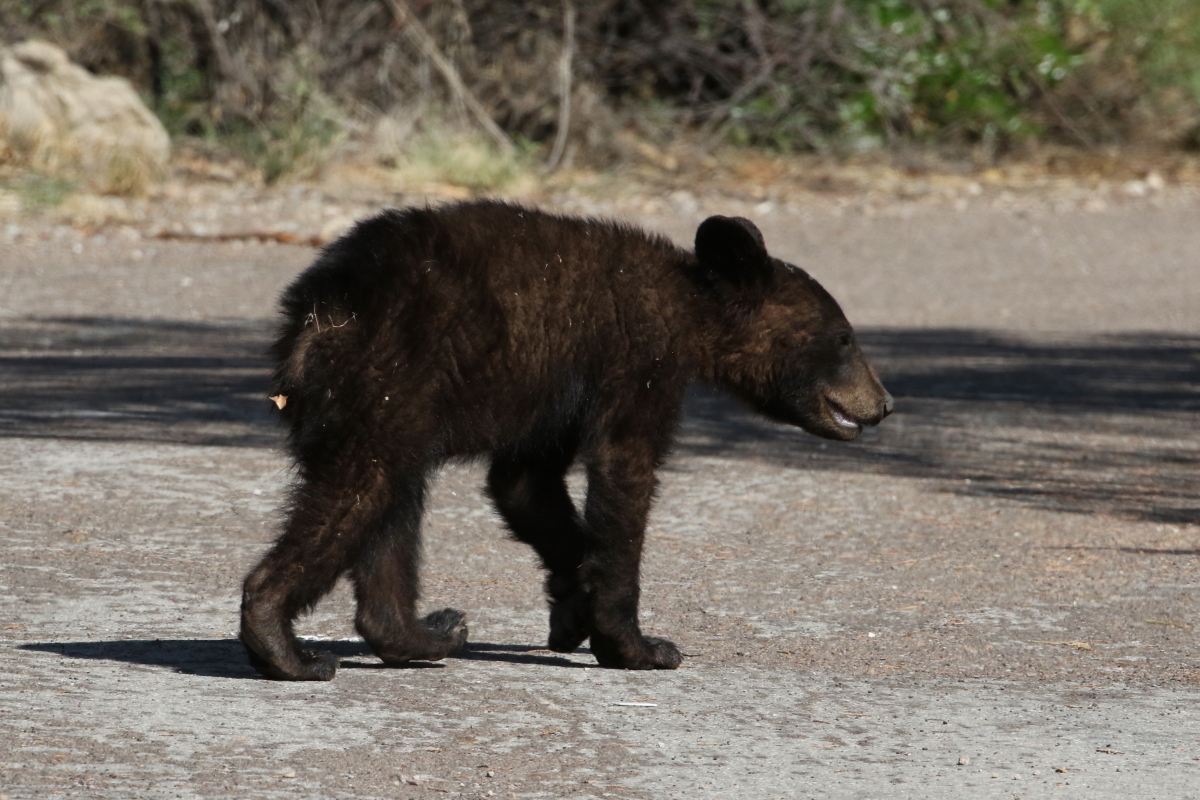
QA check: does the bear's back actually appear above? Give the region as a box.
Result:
[282,202,695,372]
[272,202,703,450]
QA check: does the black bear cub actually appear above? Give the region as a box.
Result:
[241,200,892,680]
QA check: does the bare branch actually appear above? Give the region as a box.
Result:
[382,0,515,156]
[189,0,238,82]
[544,0,576,173]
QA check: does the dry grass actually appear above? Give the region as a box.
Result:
[366,117,535,195]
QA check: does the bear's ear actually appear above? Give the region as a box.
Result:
[694,215,773,289]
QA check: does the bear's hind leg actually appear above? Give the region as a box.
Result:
[486,449,590,654]
[241,473,392,681]
[351,476,469,665]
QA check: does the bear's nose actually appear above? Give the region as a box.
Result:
[880,392,894,418]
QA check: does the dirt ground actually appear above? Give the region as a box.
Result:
[1,174,1198,798]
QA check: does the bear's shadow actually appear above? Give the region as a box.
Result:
[17,639,590,679]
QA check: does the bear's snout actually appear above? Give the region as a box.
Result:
[817,356,892,439]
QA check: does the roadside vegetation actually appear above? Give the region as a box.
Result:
[1,0,1198,188]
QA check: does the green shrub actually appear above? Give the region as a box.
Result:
[721,0,1200,150]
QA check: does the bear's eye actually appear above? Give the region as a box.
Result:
[836,332,853,348]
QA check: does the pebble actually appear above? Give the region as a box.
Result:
[957,756,970,766]
[1124,180,1148,197]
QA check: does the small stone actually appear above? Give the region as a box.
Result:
[1055,767,1067,773]
[486,770,495,778]
[957,756,970,766]
[319,216,355,244]
[1123,180,1148,198]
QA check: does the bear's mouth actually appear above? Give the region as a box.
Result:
[823,397,864,433]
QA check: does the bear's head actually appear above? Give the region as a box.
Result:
[694,215,893,441]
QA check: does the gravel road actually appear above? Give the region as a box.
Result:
[1,191,1198,799]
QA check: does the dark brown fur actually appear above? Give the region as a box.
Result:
[241,200,892,680]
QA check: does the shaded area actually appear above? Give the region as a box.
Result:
[2,316,1198,523]
[1047,546,1200,556]
[871,328,1200,413]
[16,639,589,677]
[681,328,1200,525]
[18,639,267,680]
[452,642,591,668]
[0,316,280,447]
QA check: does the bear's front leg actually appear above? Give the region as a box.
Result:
[579,438,682,670]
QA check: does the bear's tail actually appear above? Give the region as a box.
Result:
[269,296,364,425]
[267,318,310,423]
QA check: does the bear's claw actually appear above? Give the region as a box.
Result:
[590,633,682,670]
[361,607,469,665]
[240,623,339,681]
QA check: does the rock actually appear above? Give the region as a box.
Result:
[0,40,169,195]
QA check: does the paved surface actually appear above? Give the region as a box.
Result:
[1,199,1198,798]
